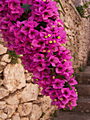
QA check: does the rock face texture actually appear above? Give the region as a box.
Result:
[0,61,55,120]
[3,64,26,93]
[0,0,90,120]
[59,0,90,72]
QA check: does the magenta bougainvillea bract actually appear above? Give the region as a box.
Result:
[0,0,78,110]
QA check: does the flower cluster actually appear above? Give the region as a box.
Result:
[0,0,78,109]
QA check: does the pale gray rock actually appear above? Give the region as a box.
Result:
[0,64,5,73]
[18,103,32,117]
[5,94,19,106]
[20,83,39,103]
[25,72,33,83]
[3,64,26,93]
[0,101,6,110]
[30,104,42,120]
[0,79,3,86]
[0,110,7,119]
[4,104,17,118]
[40,106,56,120]
[0,62,7,66]
[41,96,52,113]
[12,113,20,120]
[21,117,29,120]
[1,54,11,63]
[0,87,9,99]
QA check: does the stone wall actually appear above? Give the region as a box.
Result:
[72,0,90,17]
[72,0,90,6]
[0,47,56,120]
[0,0,90,120]
[59,0,90,72]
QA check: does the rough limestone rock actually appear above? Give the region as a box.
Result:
[0,64,6,73]
[3,64,26,93]
[21,117,29,120]
[0,62,7,66]
[0,87,9,99]
[12,113,20,120]
[1,54,11,63]
[20,83,39,103]
[0,110,7,119]
[25,72,33,83]
[3,105,17,118]
[41,96,52,113]
[0,101,6,110]
[0,79,3,86]
[0,44,7,55]
[18,103,32,117]
[5,94,19,106]
[30,104,42,120]
[40,107,55,120]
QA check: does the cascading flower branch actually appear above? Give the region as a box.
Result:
[0,0,78,110]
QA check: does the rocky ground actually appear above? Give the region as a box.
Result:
[0,42,56,120]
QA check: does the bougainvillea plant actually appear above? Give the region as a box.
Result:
[0,0,78,110]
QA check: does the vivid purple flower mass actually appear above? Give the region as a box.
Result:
[0,0,78,109]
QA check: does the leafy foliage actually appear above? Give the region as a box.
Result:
[21,4,31,12]
[0,0,78,110]
[7,50,20,64]
[76,1,90,18]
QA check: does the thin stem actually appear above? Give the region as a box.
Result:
[57,0,65,13]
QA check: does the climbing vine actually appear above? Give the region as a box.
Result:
[0,0,78,110]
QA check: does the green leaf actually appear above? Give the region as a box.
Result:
[76,5,84,17]
[7,50,20,64]
[21,4,31,12]
[55,0,65,13]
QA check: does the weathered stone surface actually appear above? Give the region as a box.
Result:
[0,87,9,99]
[18,103,32,117]
[25,72,33,83]
[0,61,7,74]
[0,101,6,109]
[30,104,42,120]
[12,113,20,120]
[3,64,26,92]
[5,94,19,106]
[0,64,5,73]
[0,79,3,86]
[40,106,55,120]
[0,118,4,120]
[41,96,52,113]
[21,117,29,120]
[0,110,7,119]
[0,62,7,66]
[3,105,17,118]
[1,54,11,63]
[20,84,39,103]
[0,44,7,55]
